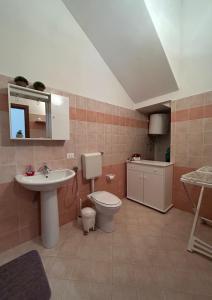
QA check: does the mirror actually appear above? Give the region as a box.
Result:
[10,100,47,139]
[8,84,70,140]
[8,84,51,139]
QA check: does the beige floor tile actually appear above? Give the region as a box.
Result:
[114,211,127,224]
[66,258,112,284]
[89,282,112,300]
[163,290,212,300]
[112,263,136,286]
[145,250,172,268]
[41,255,56,274]
[49,278,69,300]
[112,231,129,246]
[34,238,62,257]
[133,265,156,289]
[63,280,91,300]
[0,248,19,266]
[95,230,113,245]
[138,287,165,300]
[48,257,71,279]
[90,260,112,283]
[131,248,153,266]
[112,284,139,300]
[112,244,134,263]
[112,262,136,286]
[1,198,212,299]
[58,239,81,258]
[67,258,93,281]
[90,244,112,262]
[159,236,187,252]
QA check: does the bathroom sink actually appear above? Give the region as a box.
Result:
[16,169,75,192]
[15,169,75,249]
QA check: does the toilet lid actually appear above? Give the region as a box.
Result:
[89,191,121,207]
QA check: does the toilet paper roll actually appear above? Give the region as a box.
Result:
[106,174,115,181]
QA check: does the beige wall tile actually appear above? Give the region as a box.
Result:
[0,147,16,165]
[175,154,189,167]
[188,155,203,168]
[188,119,203,134]
[175,98,190,111]
[69,94,76,108]
[0,165,16,183]
[175,121,188,134]
[204,118,212,132]
[204,132,212,145]
[76,96,87,110]
[203,144,212,157]
[189,94,204,108]
[205,91,212,105]
[203,155,212,165]
[188,133,203,147]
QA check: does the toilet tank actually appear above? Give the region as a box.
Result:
[149,113,169,135]
[82,153,102,179]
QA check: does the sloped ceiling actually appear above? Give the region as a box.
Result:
[62,0,178,103]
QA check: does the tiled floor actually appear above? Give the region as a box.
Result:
[0,198,212,299]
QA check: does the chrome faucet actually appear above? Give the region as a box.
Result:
[38,163,51,176]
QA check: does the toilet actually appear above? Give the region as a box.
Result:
[88,191,122,232]
[82,153,122,233]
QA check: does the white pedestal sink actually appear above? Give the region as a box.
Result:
[16,169,75,248]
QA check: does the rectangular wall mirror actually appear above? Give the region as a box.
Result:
[8,84,69,140]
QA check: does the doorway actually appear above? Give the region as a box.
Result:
[10,103,30,138]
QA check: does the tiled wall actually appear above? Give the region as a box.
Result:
[0,74,149,252]
[171,92,212,219]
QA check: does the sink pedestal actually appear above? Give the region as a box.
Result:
[40,190,59,248]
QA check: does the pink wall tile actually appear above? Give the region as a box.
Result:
[175,109,189,122]
[189,106,204,120]
[0,230,20,252]
[203,104,212,118]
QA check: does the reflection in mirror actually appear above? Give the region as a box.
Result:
[9,92,48,139]
[10,98,47,138]
[11,104,29,138]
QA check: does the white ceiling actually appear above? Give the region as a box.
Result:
[62,0,178,103]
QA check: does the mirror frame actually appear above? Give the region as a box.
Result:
[8,84,51,140]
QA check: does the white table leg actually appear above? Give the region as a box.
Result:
[187,186,204,252]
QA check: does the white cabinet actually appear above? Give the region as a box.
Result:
[51,94,70,140]
[127,161,173,212]
[127,168,144,202]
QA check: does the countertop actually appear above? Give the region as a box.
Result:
[127,160,174,167]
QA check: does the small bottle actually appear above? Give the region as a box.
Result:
[25,165,35,176]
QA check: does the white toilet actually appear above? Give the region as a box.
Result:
[82,153,122,233]
[88,191,121,232]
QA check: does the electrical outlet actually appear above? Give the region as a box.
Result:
[67,153,75,159]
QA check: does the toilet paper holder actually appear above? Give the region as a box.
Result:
[106,174,115,182]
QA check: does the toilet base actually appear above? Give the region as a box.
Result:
[96,212,115,233]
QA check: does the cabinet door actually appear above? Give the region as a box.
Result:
[143,173,164,210]
[127,169,143,202]
[51,94,70,140]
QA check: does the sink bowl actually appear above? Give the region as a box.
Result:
[15,169,75,249]
[16,169,75,192]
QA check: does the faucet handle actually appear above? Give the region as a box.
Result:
[38,162,51,172]
[38,165,44,172]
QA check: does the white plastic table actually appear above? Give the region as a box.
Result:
[181,166,212,259]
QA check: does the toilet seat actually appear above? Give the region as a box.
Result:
[88,191,121,207]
